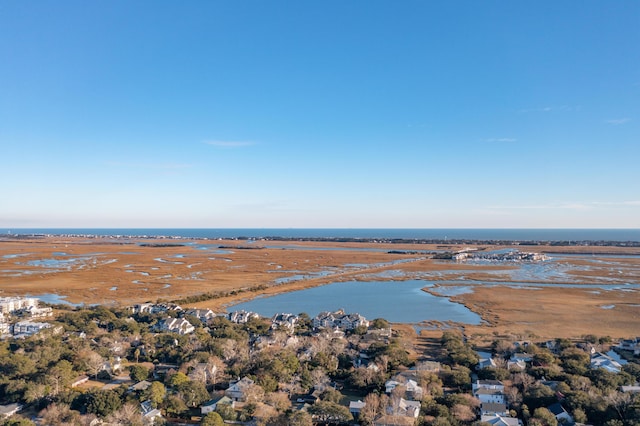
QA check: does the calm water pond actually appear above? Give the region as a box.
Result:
[230,280,482,324]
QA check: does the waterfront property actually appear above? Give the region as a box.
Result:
[231,280,482,324]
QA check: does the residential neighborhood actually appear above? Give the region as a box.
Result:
[0,300,639,426]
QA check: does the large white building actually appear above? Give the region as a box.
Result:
[12,321,52,336]
[0,297,38,314]
[313,309,369,330]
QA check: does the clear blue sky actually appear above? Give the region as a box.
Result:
[1,1,638,228]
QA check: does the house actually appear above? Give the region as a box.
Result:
[129,380,153,392]
[0,403,22,418]
[475,388,507,404]
[0,297,37,314]
[395,398,421,418]
[132,303,182,315]
[313,309,369,331]
[184,308,216,323]
[477,354,497,370]
[71,375,90,388]
[590,352,622,373]
[481,403,509,417]
[480,414,520,426]
[225,377,255,401]
[12,320,52,336]
[201,395,234,414]
[617,338,640,352]
[385,380,400,394]
[510,353,533,363]
[228,310,260,324]
[548,402,574,424]
[188,362,218,383]
[271,313,298,332]
[154,317,195,335]
[413,360,441,373]
[140,400,162,424]
[507,359,527,371]
[621,385,640,393]
[21,305,53,318]
[339,312,369,330]
[473,380,505,392]
[0,317,9,335]
[473,380,506,405]
[349,400,366,418]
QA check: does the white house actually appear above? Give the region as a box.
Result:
[184,308,216,323]
[349,400,366,417]
[0,297,37,314]
[228,310,261,324]
[225,377,255,401]
[548,403,574,424]
[473,380,506,405]
[0,403,22,418]
[201,395,234,414]
[481,414,520,426]
[271,313,298,332]
[154,317,195,335]
[473,380,505,392]
[591,352,622,373]
[395,398,421,418]
[12,320,52,336]
[481,402,509,417]
[188,362,218,384]
[313,309,369,331]
[140,400,162,424]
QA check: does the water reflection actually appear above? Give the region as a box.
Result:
[231,280,482,324]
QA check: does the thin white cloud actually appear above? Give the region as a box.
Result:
[606,118,631,125]
[487,201,640,210]
[592,200,640,206]
[486,203,590,210]
[484,138,517,143]
[518,105,578,113]
[205,140,256,148]
[105,161,192,170]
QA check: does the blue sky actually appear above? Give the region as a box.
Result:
[1,1,638,228]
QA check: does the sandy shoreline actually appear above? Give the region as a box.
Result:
[1,236,638,339]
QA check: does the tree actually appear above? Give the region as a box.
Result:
[1,418,36,426]
[129,365,150,382]
[164,395,188,418]
[177,380,210,408]
[168,371,190,388]
[38,403,82,426]
[77,350,104,380]
[371,318,390,329]
[308,400,353,424]
[106,403,142,426]
[360,393,388,426]
[319,388,343,404]
[531,407,558,426]
[284,411,313,426]
[215,403,236,421]
[86,390,122,418]
[48,360,75,395]
[201,412,224,426]
[265,392,291,412]
[144,381,166,408]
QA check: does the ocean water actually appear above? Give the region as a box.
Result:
[4,228,640,242]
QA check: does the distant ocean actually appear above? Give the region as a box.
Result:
[4,228,640,242]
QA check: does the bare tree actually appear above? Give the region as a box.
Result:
[39,403,82,426]
[106,403,142,426]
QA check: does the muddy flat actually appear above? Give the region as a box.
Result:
[1,236,638,339]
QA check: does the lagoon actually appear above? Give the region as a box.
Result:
[230,280,482,324]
